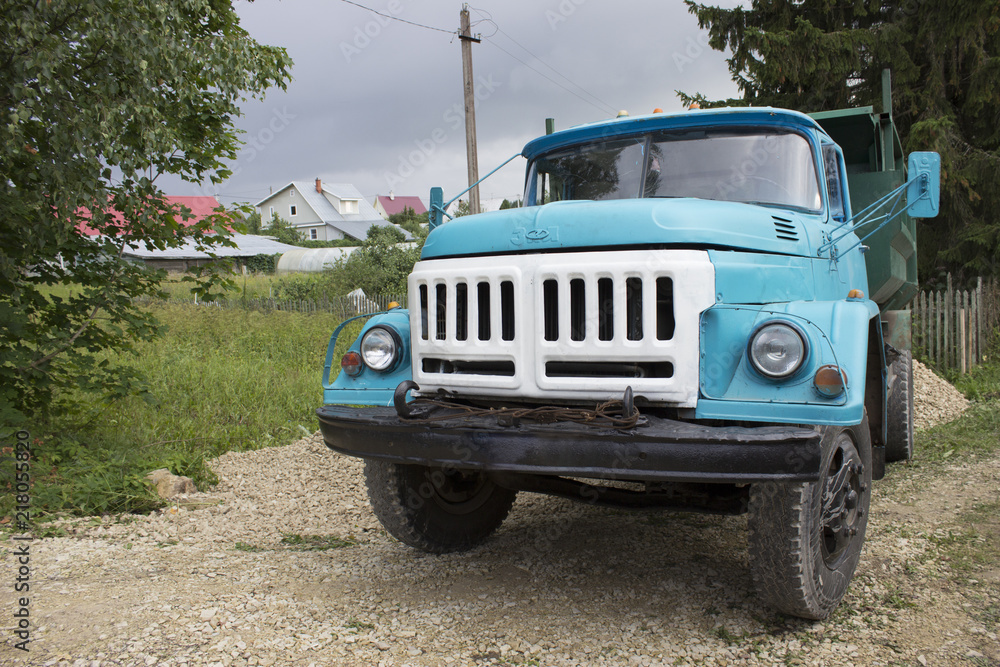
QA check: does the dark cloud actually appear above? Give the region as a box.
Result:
[163,0,739,207]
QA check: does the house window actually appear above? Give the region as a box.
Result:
[269,206,274,217]
[290,205,297,217]
[310,229,318,240]
[290,189,295,197]
[342,199,358,214]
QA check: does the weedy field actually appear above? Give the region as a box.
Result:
[1,302,364,518]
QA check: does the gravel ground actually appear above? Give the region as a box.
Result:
[3,364,997,667]
[912,360,971,432]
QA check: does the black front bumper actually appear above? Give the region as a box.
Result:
[316,406,823,484]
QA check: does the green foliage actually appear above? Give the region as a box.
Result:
[453,200,472,217]
[0,0,293,423]
[325,224,422,296]
[245,211,263,235]
[388,206,429,237]
[682,0,1000,281]
[271,273,331,301]
[0,303,362,518]
[500,198,522,209]
[262,213,305,246]
[242,254,280,275]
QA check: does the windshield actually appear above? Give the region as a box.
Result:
[525,128,822,212]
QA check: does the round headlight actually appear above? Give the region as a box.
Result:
[360,327,400,372]
[748,322,806,378]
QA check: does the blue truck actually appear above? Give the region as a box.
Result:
[316,99,939,619]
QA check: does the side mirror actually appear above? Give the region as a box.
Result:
[906,152,940,218]
[429,187,445,230]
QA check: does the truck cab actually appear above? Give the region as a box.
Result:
[316,106,939,620]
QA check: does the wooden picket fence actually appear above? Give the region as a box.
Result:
[912,275,1000,373]
[139,292,407,319]
[202,292,408,319]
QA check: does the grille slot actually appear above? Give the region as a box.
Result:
[418,285,429,340]
[656,277,675,340]
[500,281,515,341]
[477,282,491,341]
[598,278,613,341]
[423,358,515,377]
[773,216,799,241]
[545,361,673,378]
[626,277,643,341]
[570,278,585,341]
[435,284,447,340]
[543,279,559,341]
[455,283,468,341]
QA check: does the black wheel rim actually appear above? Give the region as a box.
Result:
[820,431,865,568]
[425,469,493,515]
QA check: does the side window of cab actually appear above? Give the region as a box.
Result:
[822,143,848,222]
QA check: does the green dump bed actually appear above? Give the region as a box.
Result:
[810,106,918,313]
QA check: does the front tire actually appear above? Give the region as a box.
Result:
[885,349,915,462]
[747,416,872,619]
[364,460,517,554]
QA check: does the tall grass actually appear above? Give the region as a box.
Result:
[3,303,363,518]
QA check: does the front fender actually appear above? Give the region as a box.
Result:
[322,308,413,406]
[696,299,879,425]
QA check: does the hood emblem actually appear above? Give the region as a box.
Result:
[511,226,558,245]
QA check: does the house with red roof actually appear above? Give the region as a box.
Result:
[372,193,427,220]
[75,195,227,236]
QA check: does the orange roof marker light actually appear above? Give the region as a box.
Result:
[653,108,664,114]
[847,289,865,300]
[616,110,629,118]
[387,301,401,310]
[688,102,701,110]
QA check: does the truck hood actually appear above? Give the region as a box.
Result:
[421,198,818,260]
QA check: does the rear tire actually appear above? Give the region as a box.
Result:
[747,416,872,619]
[885,349,914,462]
[364,460,516,554]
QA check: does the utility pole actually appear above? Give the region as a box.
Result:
[459,4,481,215]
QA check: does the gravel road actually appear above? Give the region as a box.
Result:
[2,361,997,667]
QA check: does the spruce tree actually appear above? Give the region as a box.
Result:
[681,0,1000,282]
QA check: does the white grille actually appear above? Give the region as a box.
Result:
[409,250,716,406]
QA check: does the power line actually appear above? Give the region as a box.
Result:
[338,0,456,36]
[469,7,617,116]
[482,38,616,116]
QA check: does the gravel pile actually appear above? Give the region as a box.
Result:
[912,359,970,430]
[4,367,994,666]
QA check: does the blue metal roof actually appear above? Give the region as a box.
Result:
[521,107,827,160]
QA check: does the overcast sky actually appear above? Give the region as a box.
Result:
[165,0,741,209]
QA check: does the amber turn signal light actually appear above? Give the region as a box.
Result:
[341,351,363,377]
[814,364,847,397]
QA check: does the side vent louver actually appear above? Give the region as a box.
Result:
[772,216,799,242]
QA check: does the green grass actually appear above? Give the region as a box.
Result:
[912,398,1000,463]
[953,356,1000,401]
[1,302,364,519]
